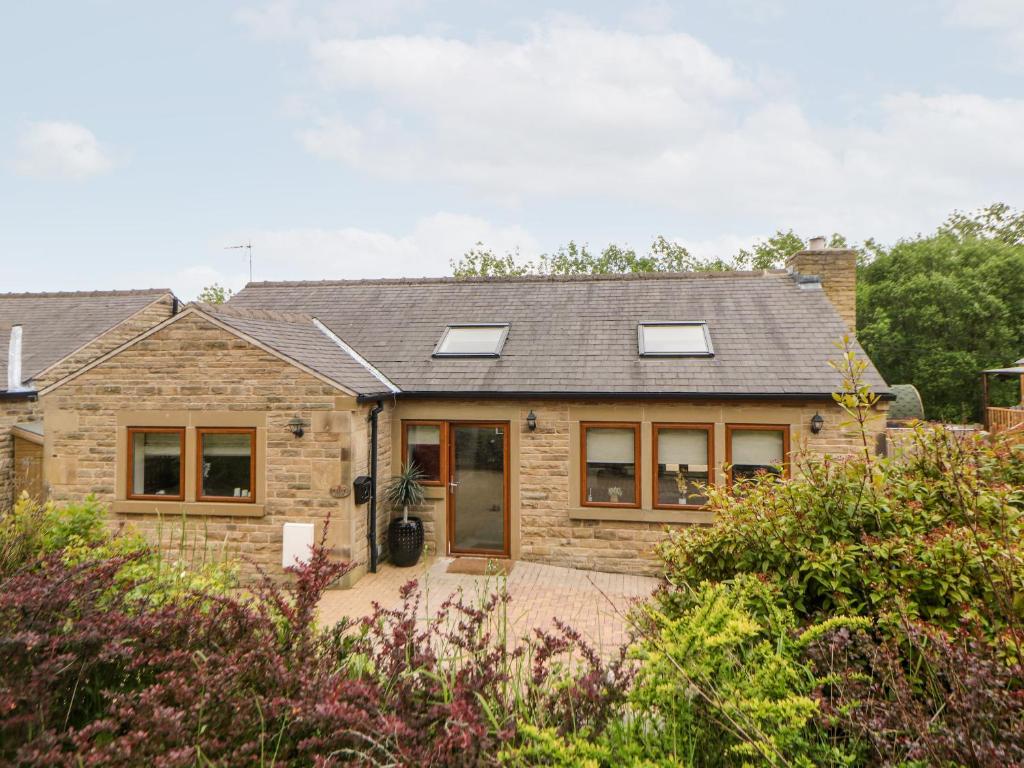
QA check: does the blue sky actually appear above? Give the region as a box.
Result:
[2,1,1023,298]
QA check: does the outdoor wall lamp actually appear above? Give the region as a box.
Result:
[810,412,824,435]
[526,410,537,431]
[288,416,309,438]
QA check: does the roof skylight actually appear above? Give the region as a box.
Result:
[638,322,713,357]
[433,324,509,357]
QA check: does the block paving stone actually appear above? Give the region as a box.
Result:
[318,558,661,653]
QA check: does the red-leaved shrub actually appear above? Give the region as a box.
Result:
[0,535,629,767]
[808,620,1024,767]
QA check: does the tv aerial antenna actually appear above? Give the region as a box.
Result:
[225,241,253,282]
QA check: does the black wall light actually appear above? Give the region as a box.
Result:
[288,416,309,438]
[810,412,824,434]
[526,410,537,431]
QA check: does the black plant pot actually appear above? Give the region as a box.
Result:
[388,515,424,567]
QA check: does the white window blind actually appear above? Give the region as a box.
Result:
[202,434,252,456]
[658,429,708,469]
[586,428,635,464]
[732,430,785,465]
[436,325,507,355]
[407,425,440,445]
[133,431,180,457]
[639,323,711,355]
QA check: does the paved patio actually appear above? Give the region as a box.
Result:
[318,558,661,652]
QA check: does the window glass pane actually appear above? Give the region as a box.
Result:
[201,432,253,499]
[731,429,785,481]
[131,431,181,497]
[657,428,709,506]
[436,325,506,355]
[406,424,441,481]
[585,427,636,505]
[640,323,709,355]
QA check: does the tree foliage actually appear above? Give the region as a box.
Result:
[196,282,233,304]
[857,203,1024,422]
[451,231,851,277]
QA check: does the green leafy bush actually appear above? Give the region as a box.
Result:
[659,427,1024,648]
[0,494,236,604]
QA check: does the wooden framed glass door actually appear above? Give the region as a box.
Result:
[446,422,510,557]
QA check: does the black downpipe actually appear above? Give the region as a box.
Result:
[367,400,384,573]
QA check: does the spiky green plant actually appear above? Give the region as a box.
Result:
[383,463,426,523]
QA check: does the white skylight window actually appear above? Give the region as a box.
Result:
[433,324,509,357]
[638,322,713,357]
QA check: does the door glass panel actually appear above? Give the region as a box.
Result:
[451,425,506,553]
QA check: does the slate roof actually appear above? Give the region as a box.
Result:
[0,289,172,393]
[228,271,890,399]
[201,305,395,395]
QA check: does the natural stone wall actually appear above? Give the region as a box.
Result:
[0,398,39,512]
[43,313,366,582]
[0,294,175,513]
[392,398,887,577]
[347,400,393,579]
[33,294,176,390]
[785,248,858,332]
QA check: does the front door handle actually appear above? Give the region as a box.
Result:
[448,480,459,492]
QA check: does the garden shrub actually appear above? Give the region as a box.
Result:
[807,620,1024,767]
[0,511,627,766]
[620,577,859,767]
[659,426,1024,648]
[0,494,236,604]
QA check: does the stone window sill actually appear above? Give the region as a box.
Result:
[568,506,713,525]
[112,500,265,518]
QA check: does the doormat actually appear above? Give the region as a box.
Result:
[447,558,515,576]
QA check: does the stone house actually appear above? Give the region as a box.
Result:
[1,289,177,509]
[29,243,890,582]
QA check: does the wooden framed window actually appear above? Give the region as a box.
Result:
[581,422,641,508]
[197,427,256,503]
[127,427,185,501]
[653,423,714,509]
[402,420,446,485]
[725,424,790,488]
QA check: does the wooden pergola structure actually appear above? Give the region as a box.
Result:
[981,358,1024,431]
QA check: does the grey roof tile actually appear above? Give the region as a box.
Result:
[202,305,391,395]
[0,289,171,391]
[228,272,889,397]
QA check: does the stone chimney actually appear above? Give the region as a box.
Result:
[785,237,858,332]
[7,324,26,392]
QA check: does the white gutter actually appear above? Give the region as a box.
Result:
[312,318,401,395]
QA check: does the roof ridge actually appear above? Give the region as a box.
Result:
[199,303,314,324]
[237,270,789,290]
[0,288,173,299]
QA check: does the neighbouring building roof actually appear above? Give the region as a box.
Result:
[228,271,890,399]
[201,305,398,396]
[0,289,173,393]
[886,384,925,421]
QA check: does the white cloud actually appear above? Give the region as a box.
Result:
[207,212,537,291]
[14,121,114,180]
[946,0,1024,68]
[295,20,1024,242]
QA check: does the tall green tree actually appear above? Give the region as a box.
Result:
[451,231,849,277]
[857,204,1024,422]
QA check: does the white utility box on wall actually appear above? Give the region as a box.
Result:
[282,522,315,568]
